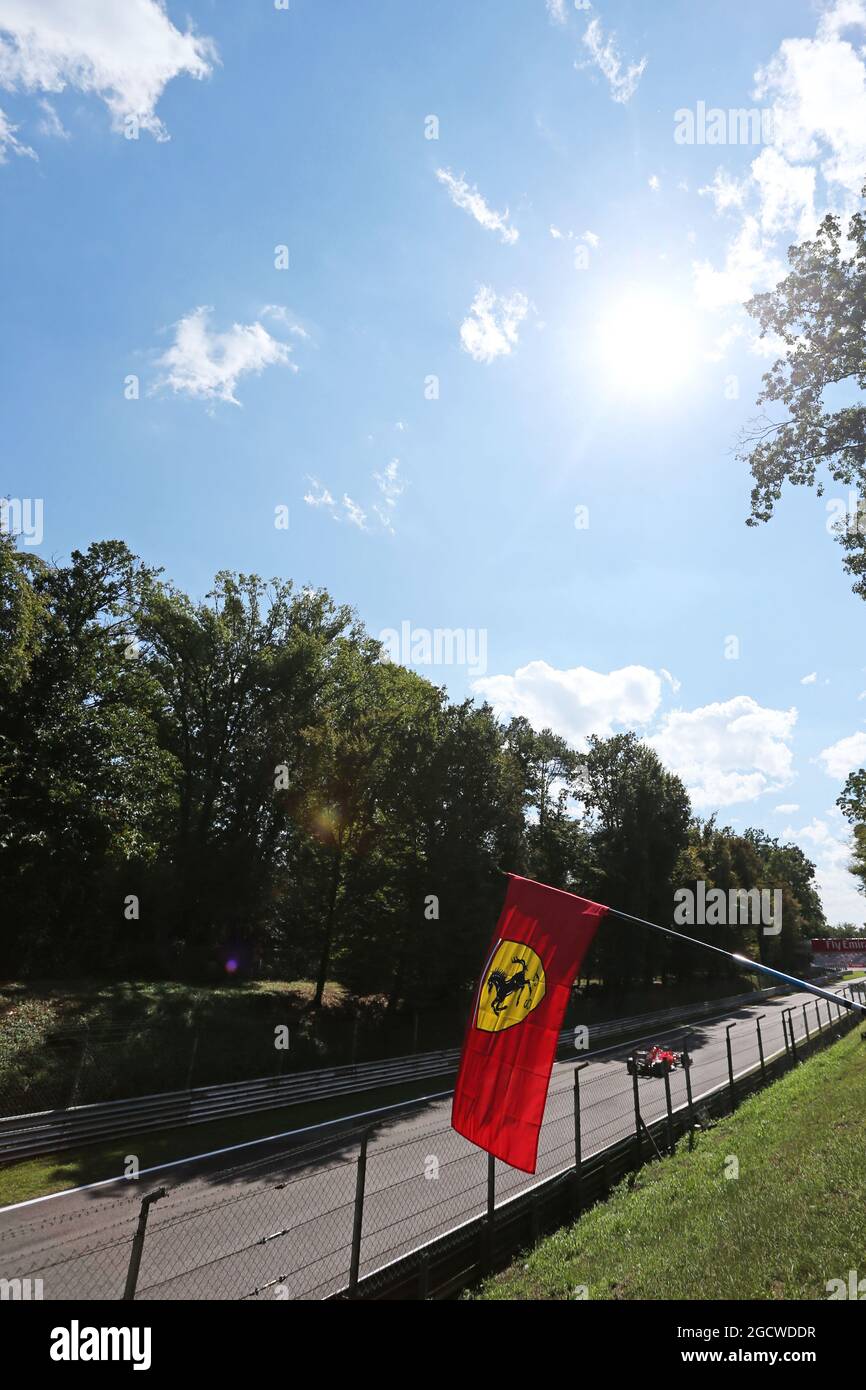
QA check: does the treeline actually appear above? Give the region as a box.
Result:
[0,536,825,1006]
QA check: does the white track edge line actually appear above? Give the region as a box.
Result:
[0,1088,456,1214]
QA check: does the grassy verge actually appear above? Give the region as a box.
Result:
[0,978,376,1117]
[0,1073,455,1208]
[473,1027,866,1301]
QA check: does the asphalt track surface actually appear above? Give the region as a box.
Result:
[0,985,856,1301]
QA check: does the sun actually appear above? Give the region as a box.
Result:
[594,286,699,396]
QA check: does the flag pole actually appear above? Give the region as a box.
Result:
[499,872,866,1016]
[605,902,866,1016]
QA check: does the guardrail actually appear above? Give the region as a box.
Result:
[333,981,866,1301]
[2,981,860,1300]
[0,983,785,1164]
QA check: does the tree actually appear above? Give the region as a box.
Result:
[0,542,171,972]
[575,733,691,988]
[738,829,825,966]
[738,188,866,595]
[139,571,363,976]
[500,719,590,889]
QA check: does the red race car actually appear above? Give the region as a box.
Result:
[627,1044,692,1078]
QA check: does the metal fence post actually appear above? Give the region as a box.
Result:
[185,1031,199,1091]
[69,1035,89,1108]
[348,1128,371,1298]
[123,1187,166,1301]
[683,1034,696,1151]
[662,1066,675,1153]
[418,1252,430,1301]
[485,1151,496,1269]
[573,1063,588,1217]
[725,1023,737,1111]
[630,1052,643,1167]
[785,1008,799,1063]
[755,1015,766,1086]
[802,1003,811,1046]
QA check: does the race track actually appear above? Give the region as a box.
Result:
[0,984,854,1301]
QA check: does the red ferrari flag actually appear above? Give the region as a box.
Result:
[451,874,608,1173]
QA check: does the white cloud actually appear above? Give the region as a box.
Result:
[692,215,784,311]
[749,327,789,359]
[698,168,748,214]
[550,224,563,239]
[305,463,403,534]
[342,495,367,530]
[545,0,567,24]
[579,17,647,104]
[800,671,818,685]
[750,146,816,238]
[0,0,217,142]
[471,662,664,745]
[36,97,68,139]
[583,229,600,247]
[372,458,405,533]
[775,802,800,813]
[469,673,801,813]
[648,174,660,192]
[645,695,797,808]
[303,477,335,510]
[304,482,367,530]
[435,168,518,244]
[260,304,309,338]
[705,322,745,362]
[692,2,866,320]
[0,103,33,160]
[816,730,866,779]
[154,306,295,406]
[782,810,864,925]
[754,0,866,201]
[460,286,529,364]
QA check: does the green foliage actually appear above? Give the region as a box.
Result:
[473,1026,866,1301]
[575,734,691,987]
[740,185,866,594]
[0,537,823,1004]
[738,194,866,918]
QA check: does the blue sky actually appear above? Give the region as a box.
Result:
[2,0,866,920]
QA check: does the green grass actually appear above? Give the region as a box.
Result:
[473,1027,866,1301]
[0,1072,455,1208]
[0,977,413,1119]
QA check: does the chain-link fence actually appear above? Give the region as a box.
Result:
[1,983,862,1302]
[0,1013,336,1119]
[0,1001,476,1121]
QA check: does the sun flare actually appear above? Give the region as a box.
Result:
[595,287,698,395]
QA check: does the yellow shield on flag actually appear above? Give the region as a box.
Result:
[475,940,546,1032]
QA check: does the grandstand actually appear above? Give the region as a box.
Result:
[812,938,866,974]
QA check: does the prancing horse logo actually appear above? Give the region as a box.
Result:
[475,940,546,1032]
[487,957,536,1015]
